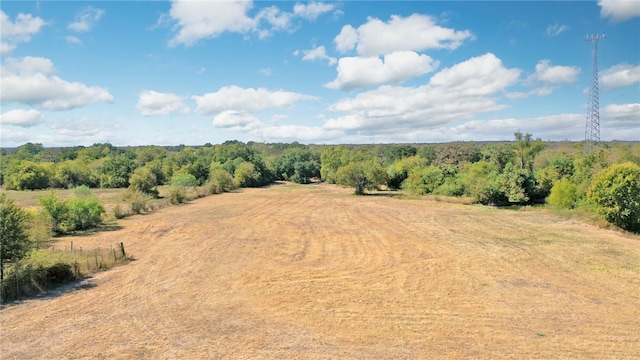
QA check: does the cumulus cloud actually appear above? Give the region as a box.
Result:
[166,0,334,46]
[545,23,569,36]
[333,13,473,56]
[600,63,640,91]
[326,51,439,90]
[1,56,114,111]
[0,109,45,127]
[299,46,337,65]
[212,110,261,131]
[530,59,581,84]
[603,103,640,125]
[0,127,28,145]
[68,6,105,32]
[136,90,190,116]
[293,1,335,20]
[0,10,47,55]
[324,53,521,135]
[192,85,317,115]
[167,0,255,46]
[598,0,640,22]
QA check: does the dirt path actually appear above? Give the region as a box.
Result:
[2,183,639,359]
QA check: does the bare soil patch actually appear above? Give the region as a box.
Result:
[2,183,639,359]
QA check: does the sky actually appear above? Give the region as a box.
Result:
[1,0,639,147]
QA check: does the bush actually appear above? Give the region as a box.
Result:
[122,190,151,214]
[547,178,578,209]
[66,197,104,230]
[39,190,105,233]
[208,168,235,194]
[169,187,187,204]
[170,172,199,187]
[39,191,70,234]
[587,162,640,232]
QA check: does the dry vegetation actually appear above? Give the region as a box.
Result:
[1,182,639,359]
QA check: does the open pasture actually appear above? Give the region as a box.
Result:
[1,182,639,359]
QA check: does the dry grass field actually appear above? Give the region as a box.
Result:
[1,182,639,359]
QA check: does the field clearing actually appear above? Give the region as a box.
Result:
[1,182,639,359]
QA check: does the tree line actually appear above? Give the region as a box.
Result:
[1,135,639,233]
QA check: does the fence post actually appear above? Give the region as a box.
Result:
[119,242,126,259]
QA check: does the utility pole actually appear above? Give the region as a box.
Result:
[584,33,605,153]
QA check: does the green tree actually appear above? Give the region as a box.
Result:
[587,162,640,232]
[547,178,578,209]
[4,161,51,190]
[336,161,387,195]
[461,161,504,204]
[0,194,33,282]
[272,148,320,184]
[129,166,159,196]
[514,131,545,172]
[498,162,536,203]
[403,165,445,195]
[234,161,261,187]
[53,159,98,188]
[170,172,199,187]
[386,156,429,190]
[320,145,348,183]
[97,155,135,188]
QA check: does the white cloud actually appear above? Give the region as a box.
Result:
[600,63,640,91]
[530,59,580,84]
[0,11,46,55]
[136,90,190,116]
[300,45,337,65]
[603,103,640,125]
[325,53,521,135]
[545,23,569,36]
[212,110,261,131]
[255,6,292,38]
[166,0,335,47]
[68,6,105,32]
[334,13,473,56]
[0,127,28,145]
[326,51,439,90]
[1,56,114,111]
[0,109,45,127]
[167,0,256,47]
[598,0,640,22]
[334,25,358,53]
[192,85,317,115]
[293,1,334,20]
[66,35,83,45]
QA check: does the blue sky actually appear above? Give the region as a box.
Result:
[1,0,638,147]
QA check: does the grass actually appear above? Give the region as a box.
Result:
[1,182,639,358]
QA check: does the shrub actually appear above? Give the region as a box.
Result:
[112,204,129,219]
[587,162,640,232]
[547,178,578,209]
[39,191,70,234]
[234,162,260,187]
[169,187,187,204]
[170,172,198,187]
[208,168,235,193]
[66,197,105,230]
[122,190,151,214]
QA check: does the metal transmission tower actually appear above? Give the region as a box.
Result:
[584,33,605,152]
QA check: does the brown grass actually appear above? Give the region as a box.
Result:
[1,182,639,359]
